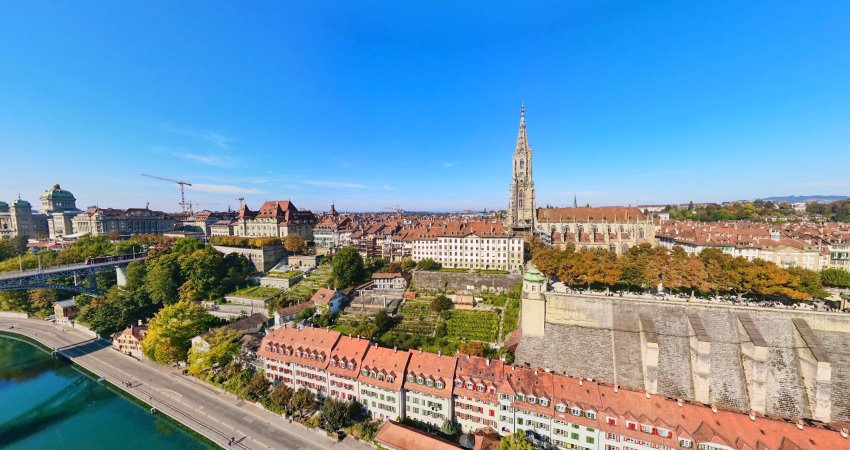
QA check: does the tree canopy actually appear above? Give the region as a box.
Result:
[284,234,306,254]
[331,246,365,289]
[142,301,220,364]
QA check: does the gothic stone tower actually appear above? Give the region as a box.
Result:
[507,105,536,231]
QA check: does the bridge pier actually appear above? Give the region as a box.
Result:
[115,266,127,287]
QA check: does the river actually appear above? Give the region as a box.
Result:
[0,336,214,449]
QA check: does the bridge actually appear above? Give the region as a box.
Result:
[0,253,147,296]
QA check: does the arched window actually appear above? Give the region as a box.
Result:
[609,243,616,253]
[622,243,629,253]
[519,159,525,170]
[518,190,524,209]
[639,228,645,239]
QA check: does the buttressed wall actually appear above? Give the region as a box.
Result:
[516,291,850,423]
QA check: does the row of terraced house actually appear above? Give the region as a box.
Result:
[257,325,849,450]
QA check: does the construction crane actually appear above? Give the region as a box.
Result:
[141,173,192,213]
[185,202,222,213]
[235,197,245,210]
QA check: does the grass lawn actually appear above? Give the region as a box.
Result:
[230,286,281,299]
[438,267,469,273]
[267,270,302,278]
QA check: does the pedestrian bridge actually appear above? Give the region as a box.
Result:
[0,253,147,295]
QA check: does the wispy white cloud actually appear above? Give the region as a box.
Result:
[190,183,266,194]
[175,152,235,168]
[383,184,396,191]
[441,161,457,168]
[160,124,233,149]
[303,180,368,189]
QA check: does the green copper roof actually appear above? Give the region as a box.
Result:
[523,264,546,283]
[13,198,31,206]
[41,184,75,199]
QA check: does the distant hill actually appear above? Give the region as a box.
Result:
[759,195,848,204]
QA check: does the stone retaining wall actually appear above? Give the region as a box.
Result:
[411,271,520,293]
[516,292,850,422]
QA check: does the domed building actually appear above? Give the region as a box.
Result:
[39,184,81,239]
[0,196,47,239]
[40,184,78,213]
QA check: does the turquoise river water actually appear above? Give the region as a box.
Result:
[0,335,214,449]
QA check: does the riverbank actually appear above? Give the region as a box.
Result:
[0,317,363,450]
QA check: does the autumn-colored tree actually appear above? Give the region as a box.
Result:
[737,260,809,300]
[667,247,709,296]
[459,341,489,357]
[578,248,621,290]
[284,234,306,254]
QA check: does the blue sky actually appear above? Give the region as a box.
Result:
[1,1,849,213]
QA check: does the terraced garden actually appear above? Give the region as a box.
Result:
[444,310,500,342]
[500,296,521,339]
[394,301,439,335]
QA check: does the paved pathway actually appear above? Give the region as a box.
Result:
[0,317,372,450]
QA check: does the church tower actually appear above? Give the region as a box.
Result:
[507,105,536,231]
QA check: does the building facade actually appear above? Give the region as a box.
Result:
[226,201,317,241]
[256,324,850,450]
[40,184,82,239]
[537,207,656,256]
[71,207,175,237]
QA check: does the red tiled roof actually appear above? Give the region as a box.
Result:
[357,346,410,391]
[374,421,461,450]
[258,326,341,371]
[403,350,457,398]
[327,335,371,379]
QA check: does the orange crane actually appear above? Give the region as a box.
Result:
[141,173,193,213]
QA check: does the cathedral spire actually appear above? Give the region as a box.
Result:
[515,104,529,154]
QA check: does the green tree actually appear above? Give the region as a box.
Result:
[496,430,534,450]
[267,384,294,413]
[145,253,183,305]
[187,328,244,378]
[415,258,441,271]
[373,308,392,333]
[284,234,306,254]
[440,419,458,437]
[331,247,365,289]
[78,293,126,336]
[430,294,453,313]
[459,341,489,357]
[142,301,219,364]
[288,388,317,419]
[28,289,58,312]
[172,237,203,255]
[787,267,828,299]
[319,398,351,432]
[243,371,271,401]
[399,257,416,272]
[0,291,32,313]
[821,268,850,288]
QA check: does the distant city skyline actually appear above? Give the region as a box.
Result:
[2,2,849,212]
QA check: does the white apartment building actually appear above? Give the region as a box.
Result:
[453,355,505,433]
[257,326,341,398]
[327,335,371,402]
[402,350,457,428]
[357,346,410,421]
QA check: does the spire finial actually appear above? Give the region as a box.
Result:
[521,104,525,123]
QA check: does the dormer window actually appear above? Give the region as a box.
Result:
[678,438,692,448]
[417,376,424,384]
[296,351,302,357]
[285,349,292,356]
[361,368,368,376]
[606,417,617,426]
[387,375,394,383]
[517,394,525,402]
[641,425,653,434]
[488,387,496,394]
[585,411,596,420]
[377,373,385,381]
[466,381,473,390]
[265,344,271,351]
[370,370,376,378]
[330,359,336,367]
[318,355,324,362]
[427,379,434,387]
[347,362,355,370]
[556,404,566,412]
[455,379,463,388]
[658,428,669,438]
[571,407,581,416]
[528,396,536,404]
[539,398,549,407]
[477,384,485,392]
[407,375,415,382]
[435,381,443,389]
[626,421,637,430]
